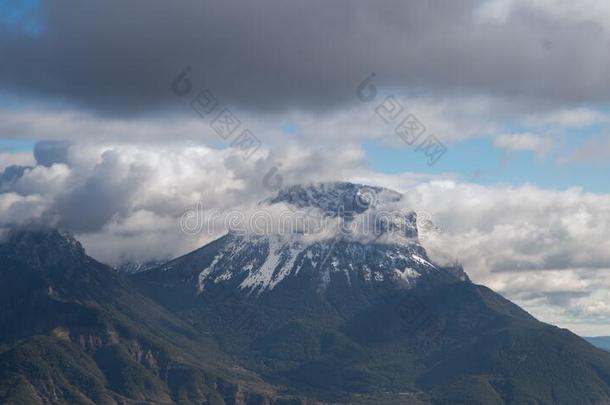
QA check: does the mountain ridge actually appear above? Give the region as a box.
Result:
[0,228,301,404]
[3,182,610,404]
[134,182,610,404]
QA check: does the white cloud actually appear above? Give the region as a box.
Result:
[0,141,366,263]
[494,133,553,157]
[562,133,610,164]
[15,164,71,195]
[477,0,610,32]
[0,95,548,148]
[525,108,610,128]
[0,151,35,171]
[0,193,49,226]
[395,180,610,335]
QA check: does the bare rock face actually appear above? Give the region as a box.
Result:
[0,228,87,270]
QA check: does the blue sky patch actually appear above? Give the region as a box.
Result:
[365,135,610,194]
[0,139,35,153]
[0,0,43,36]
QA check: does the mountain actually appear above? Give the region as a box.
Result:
[4,183,610,404]
[0,229,300,404]
[136,182,610,404]
[586,336,610,352]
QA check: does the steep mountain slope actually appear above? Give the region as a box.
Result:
[0,229,292,404]
[136,182,610,404]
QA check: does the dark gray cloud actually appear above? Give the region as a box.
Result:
[34,140,70,166]
[0,165,29,192]
[1,0,609,117]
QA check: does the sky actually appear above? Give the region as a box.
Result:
[1,0,610,336]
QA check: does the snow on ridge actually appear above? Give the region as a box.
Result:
[411,254,436,268]
[195,235,440,295]
[267,241,302,290]
[197,251,225,293]
[239,236,291,293]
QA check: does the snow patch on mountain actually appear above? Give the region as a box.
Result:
[411,254,436,268]
[240,236,290,292]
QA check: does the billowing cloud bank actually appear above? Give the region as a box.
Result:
[1,143,609,334]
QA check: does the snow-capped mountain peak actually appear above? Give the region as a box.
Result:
[160,182,467,298]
